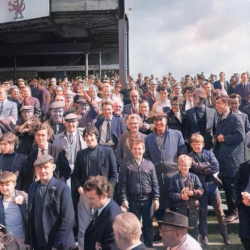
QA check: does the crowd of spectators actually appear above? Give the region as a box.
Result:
[0,70,250,249]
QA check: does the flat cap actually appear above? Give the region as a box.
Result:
[34,155,54,167]
[65,89,76,96]
[56,86,63,91]
[163,75,168,79]
[64,113,78,122]
[20,106,34,112]
[153,112,167,119]
[50,101,65,109]
[77,98,88,106]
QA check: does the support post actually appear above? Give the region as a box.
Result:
[14,55,16,84]
[85,53,89,78]
[99,52,102,79]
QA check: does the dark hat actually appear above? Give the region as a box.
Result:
[20,106,34,112]
[64,113,78,122]
[33,155,54,167]
[158,211,194,229]
[153,112,167,120]
[50,101,65,109]
[77,98,88,106]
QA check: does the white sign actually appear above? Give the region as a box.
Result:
[0,0,49,23]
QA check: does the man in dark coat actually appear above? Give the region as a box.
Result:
[144,112,187,219]
[25,155,76,249]
[84,176,121,250]
[214,95,245,223]
[72,125,118,250]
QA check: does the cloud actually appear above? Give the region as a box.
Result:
[129,0,250,80]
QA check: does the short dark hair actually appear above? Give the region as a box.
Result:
[83,175,113,198]
[216,95,230,105]
[159,87,170,93]
[171,96,183,105]
[229,93,241,103]
[101,101,113,108]
[183,86,194,94]
[33,121,53,139]
[82,125,99,139]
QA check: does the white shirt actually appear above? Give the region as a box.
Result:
[185,100,193,111]
[97,199,111,216]
[37,142,49,158]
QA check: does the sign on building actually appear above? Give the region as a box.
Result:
[0,0,49,23]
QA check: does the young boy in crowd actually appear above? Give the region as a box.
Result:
[169,154,203,240]
[0,171,28,249]
[189,133,230,245]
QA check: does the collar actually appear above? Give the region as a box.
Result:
[1,99,7,104]
[105,116,113,121]
[222,109,230,119]
[97,199,111,215]
[127,242,142,250]
[67,131,77,138]
[39,142,49,151]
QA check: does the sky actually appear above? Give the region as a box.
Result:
[128,0,250,81]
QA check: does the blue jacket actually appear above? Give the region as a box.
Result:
[169,172,203,209]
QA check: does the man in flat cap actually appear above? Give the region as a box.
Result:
[186,88,217,150]
[64,89,76,114]
[14,106,37,156]
[145,112,187,221]
[158,211,201,250]
[49,101,66,136]
[25,155,76,249]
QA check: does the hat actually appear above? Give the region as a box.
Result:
[158,211,194,229]
[64,113,78,122]
[56,86,63,91]
[193,88,207,99]
[33,155,54,167]
[65,89,76,96]
[77,98,88,106]
[153,112,167,120]
[163,75,168,79]
[50,101,65,109]
[20,106,33,112]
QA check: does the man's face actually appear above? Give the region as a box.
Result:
[174,86,181,94]
[18,80,25,88]
[102,104,113,119]
[131,143,144,160]
[36,162,54,183]
[85,189,106,209]
[55,95,65,102]
[144,78,149,85]
[163,77,168,83]
[23,87,31,98]
[65,120,78,133]
[154,118,167,132]
[128,118,140,133]
[113,103,123,116]
[130,91,139,105]
[204,84,212,94]
[0,140,14,154]
[171,101,180,113]
[241,74,248,84]
[51,108,64,123]
[150,83,157,92]
[139,103,149,116]
[65,94,73,103]
[235,76,240,83]
[198,78,204,86]
[103,88,111,98]
[35,129,49,148]
[160,225,179,248]
[0,89,7,101]
[215,98,227,114]
[185,90,193,100]
[21,110,34,121]
[193,96,202,107]
[160,90,168,101]
[11,89,19,99]
[37,84,43,90]
[84,133,98,148]
[32,80,38,87]
[230,98,240,112]
[219,73,225,81]
[0,181,15,197]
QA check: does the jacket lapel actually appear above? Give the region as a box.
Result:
[205,107,213,131]
[0,154,3,172]
[11,152,19,173]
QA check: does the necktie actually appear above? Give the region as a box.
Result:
[132,105,138,114]
[0,102,3,115]
[106,119,111,142]
[41,148,45,155]
[152,92,155,100]
[69,134,73,144]
[92,210,99,225]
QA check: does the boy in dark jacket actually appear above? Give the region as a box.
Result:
[189,133,230,245]
[119,140,160,248]
[169,154,203,240]
[0,171,28,249]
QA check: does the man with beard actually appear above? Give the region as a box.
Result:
[49,101,66,136]
[14,106,37,156]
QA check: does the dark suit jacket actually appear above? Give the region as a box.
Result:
[131,243,155,250]
[84,200,121,250]
[25,177,75,249]
[22,143,63,192]
[38,88,51,114]
[21,96,41,118]
[95,116,127,147]
[123,103,133,115]
[31,86,39,98]
[186,106,217,149]
[72,145,118,191]
[235,83,250,110]
[213,80,230,92]
[0,152,27,190]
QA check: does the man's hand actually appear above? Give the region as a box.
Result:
[242,199,250,206]
[122,200,129,209]
[78,186,84,194]
[187,191,194,196]
[153,199,159,211]
[217,134,224,142]
[95,242,102,250]
[180,193,189,200]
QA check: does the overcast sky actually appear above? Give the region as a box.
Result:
[128,0,250,81]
